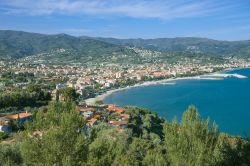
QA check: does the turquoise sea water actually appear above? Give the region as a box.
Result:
[104,68,250,136]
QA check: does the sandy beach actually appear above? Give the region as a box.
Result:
[84,74,229,105]
[85,68,249,105]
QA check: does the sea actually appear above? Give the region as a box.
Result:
[104,68,250,136]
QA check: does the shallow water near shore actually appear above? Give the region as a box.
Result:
[104,68,250,136]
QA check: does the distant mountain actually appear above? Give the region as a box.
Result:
[93,37,250,58]
[0,30,136,59]
[1,30,250,64]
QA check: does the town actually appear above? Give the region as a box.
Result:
[1,56,250,95]
[1,0,250,164]
[1,56,250,134]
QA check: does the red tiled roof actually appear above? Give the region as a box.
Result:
[109,120,128,126]
[88,118,97,125]
[120,114,130,119]
[107,107,125,114]
[78,107,95,112]
[6,112,32,120]
[94,115,100,119]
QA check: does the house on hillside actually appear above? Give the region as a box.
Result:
[81,111,94,119]
[87,118,98,126]
[78,107,96,117]
[78,107,95,113]
[0,117,12,133]
[120,114,130,120]
[5,112,32,127]
[0,112,32,132]
[107,106,126,114]
[109,120,128,128]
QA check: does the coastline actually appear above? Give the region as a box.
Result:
[85,72,225,105]
[85,67,249,105]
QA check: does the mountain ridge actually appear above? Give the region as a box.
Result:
[0,30,136,59]
[1,30,250,61]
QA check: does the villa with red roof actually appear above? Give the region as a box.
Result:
[107,106,126,114]
[109,120,128,128]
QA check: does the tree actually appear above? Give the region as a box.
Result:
[0,84,51,111]
[26,84,41,93]
[0,132,9,140]
[95,100,104,105]
[87,128,129,166]
[2,103,250,165]
[164,106,221,166]
[126,107,164,137]
[63,87,79,102]
[0,144,22,165]
[219,137,250,166]
[117,136,168,166]
[142,151,168,166]
[21,101,88,165]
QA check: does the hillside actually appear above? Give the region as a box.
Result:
[0,30,137,60]
[1,30,250,64]
[94,37,250,58]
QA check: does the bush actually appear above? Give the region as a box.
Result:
[0,132,9,140]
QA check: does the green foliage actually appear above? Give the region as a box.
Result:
[95,100,104,105]
[0,84,51,112]
[26,84,42,93]
[0,71,34,85]
[164,106,221,166]
[21,101,88,165]
[0,30,137,61]
[142,151,168,166]
[126,106,164,138]
[81,86,96,99]
[88,128,129,166]
[123,137,168,166]
[114,78,139,88]
[94,83,103,89]
[62,87,79,102]
[97,37,250,58]
[0,103,249,165]
[219,137,250,166]
[0,132,9,140]
[0,144,22,165]
[2,30,250,65]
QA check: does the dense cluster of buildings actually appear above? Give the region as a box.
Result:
[1,58,250,94]
[1,57,250,133]
[78,104,130,128]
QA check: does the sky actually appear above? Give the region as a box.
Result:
[0,0,250,40]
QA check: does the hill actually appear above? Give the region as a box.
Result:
[93,37,250,58]
[0,30,137,61]
[1,30,250,64]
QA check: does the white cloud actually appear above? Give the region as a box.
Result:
[0,0,242,20]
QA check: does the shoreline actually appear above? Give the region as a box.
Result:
[85,68,248,105]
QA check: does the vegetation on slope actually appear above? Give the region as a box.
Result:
[0,102,249,166]
[95,37,250,58]
[0,30,137,60]
[1,30,250,64]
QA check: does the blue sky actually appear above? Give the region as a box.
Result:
[0,0,250,40]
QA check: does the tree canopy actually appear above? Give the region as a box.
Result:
[0,103,249,166]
